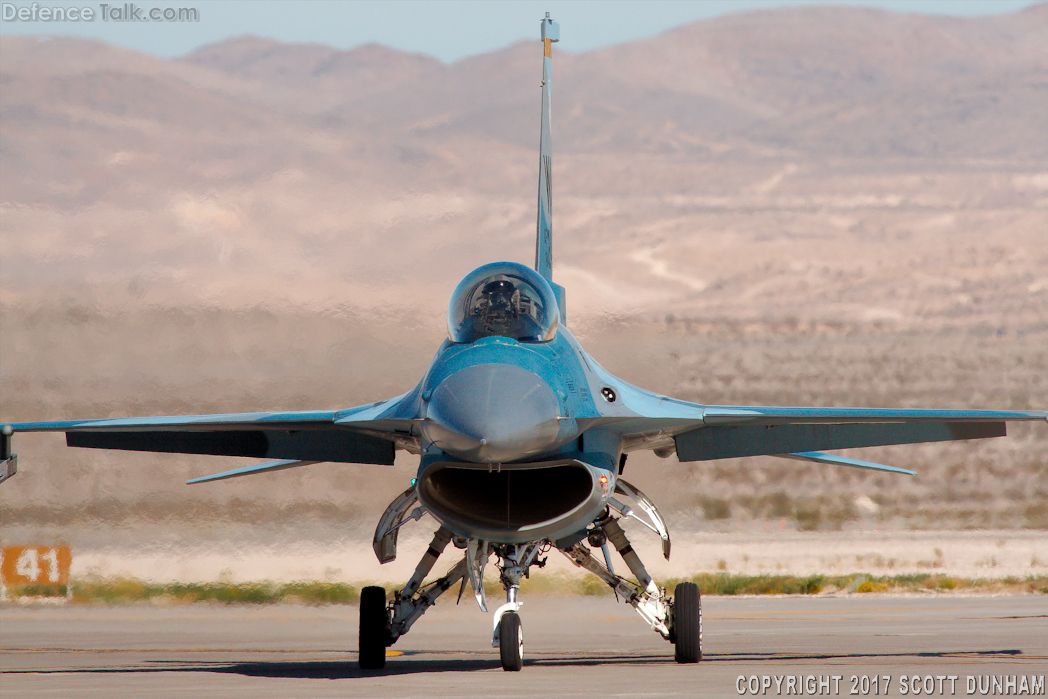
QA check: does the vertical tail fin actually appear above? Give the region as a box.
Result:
[535,14,567,322]
[535,13,558,282]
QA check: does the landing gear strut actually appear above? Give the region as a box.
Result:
[560,492,702,664]
[357,523,546,672]
[357,525,470,670]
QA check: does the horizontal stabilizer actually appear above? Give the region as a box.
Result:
[187,459,320,484]
[777,451,915,475]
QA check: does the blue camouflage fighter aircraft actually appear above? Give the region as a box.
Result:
[2,15,1046,672]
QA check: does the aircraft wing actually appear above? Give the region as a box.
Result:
[671,405,1047,464]
[589,377,1046,472]
[3,392,424,480]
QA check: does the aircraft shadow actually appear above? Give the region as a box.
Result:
[6,648,1023,679]
[216,657,496,678]
[199,647,1030,679]
[212,647,1026,678]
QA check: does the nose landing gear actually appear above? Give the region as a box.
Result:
[498,611,524,671]
[491,542,544,671]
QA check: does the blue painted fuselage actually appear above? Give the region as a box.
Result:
[409,318,622,543]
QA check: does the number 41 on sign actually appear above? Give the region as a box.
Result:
[1,545,72,587]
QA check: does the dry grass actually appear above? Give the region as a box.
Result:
[5,578,359,606]
[7,572,1046,605]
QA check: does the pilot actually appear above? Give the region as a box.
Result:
[477,279,523,334]
[452,274,550,343]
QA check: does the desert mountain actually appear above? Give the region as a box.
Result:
[2,4,1046,315]
[179,5,1048,157]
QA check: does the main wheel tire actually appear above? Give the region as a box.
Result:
[498,611,524,671]
[672,582,702,664]
[358,585,389,670]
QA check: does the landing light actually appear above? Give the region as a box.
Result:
[600,475,608,484]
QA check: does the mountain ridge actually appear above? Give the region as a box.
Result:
[1,4,1045,319]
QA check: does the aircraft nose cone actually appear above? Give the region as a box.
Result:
[423,363,561,462]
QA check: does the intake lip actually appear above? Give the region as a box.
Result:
[416,459,608,543]
[422,363,561,463]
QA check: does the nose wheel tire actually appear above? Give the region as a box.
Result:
[359,585,390,670]
[672,582,702,664]
[499,611,524,671]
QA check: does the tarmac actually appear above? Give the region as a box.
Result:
[2,595,1046,698]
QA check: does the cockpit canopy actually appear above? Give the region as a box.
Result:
[447,262,559,344]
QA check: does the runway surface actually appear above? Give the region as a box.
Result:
[3,595,1046,698]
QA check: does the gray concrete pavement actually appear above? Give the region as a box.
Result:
[2,595,1046,698]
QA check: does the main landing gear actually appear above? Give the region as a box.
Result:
[672,582,702,664]
[356,526,546,672]
[361,479,701,670]
[560,505,702,664]
[358,585,390,670]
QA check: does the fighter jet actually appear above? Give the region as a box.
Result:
[2,14,1045,672]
